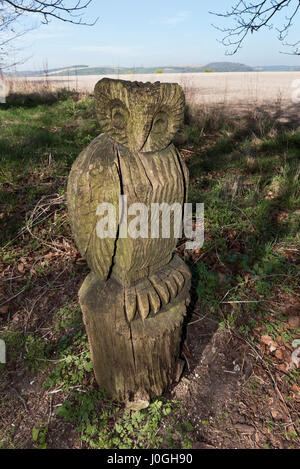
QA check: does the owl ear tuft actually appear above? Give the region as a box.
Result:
[159,83,185,130]
[94,79,129,146]
[94,78,114,125]
[142,83,185,152]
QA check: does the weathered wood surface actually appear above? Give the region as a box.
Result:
[79,257,191,409]
[67,135,188,287]
[67,78,191,407]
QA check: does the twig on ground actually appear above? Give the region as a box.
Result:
[229,327,298,437]
[0,286,27,307]
[9,386,29,413]
[188,312,209,326]
[182,352,191,372]
[48,395,53,425]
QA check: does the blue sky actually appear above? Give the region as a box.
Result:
[15,0,300,70]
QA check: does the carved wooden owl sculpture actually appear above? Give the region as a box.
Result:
[68,78,190,321]
[67,78,191,406]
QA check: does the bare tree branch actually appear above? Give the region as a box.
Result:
[210,0,300,55]
[3,0,97,25]
[0,0,97,69]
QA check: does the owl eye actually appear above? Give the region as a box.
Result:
[152,112,168,134]
[111,108,127,130]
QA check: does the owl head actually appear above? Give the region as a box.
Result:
[94,78,185,152]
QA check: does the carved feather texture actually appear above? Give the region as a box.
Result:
[67,134,121,281]
[67,132,188,289]
[124,255,191,322]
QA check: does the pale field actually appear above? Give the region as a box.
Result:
[13,71,300,107]
[5,71,300,122]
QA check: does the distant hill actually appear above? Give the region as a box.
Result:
[199,62,254,72]
[7,62,300,77]
[254,65,300,72]
[36,62,255,76]
[7,65,89,77]
[49,65,203,76]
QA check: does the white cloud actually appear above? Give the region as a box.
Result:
[20,24,70,41]
[160,10,190,26]
[26,32,68,40]
[71,45,140,56]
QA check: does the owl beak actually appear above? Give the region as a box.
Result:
[130,120,152,152]
[135,135,149,152]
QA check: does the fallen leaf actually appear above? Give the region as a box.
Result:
[244,273,250,284]
[271,407,284,420]
[292,383,300,394]
[276,364,288,372]
[288,316,300,328]
[275,349,283,360]
[291,348,300,368]
[0,305,9,315]
[44,252,54,259]
[234,424,255,434]
[17,263,25,273]
[261,335,277,352]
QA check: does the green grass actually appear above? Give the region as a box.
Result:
[0,93,98,245]
[187,115,300,333]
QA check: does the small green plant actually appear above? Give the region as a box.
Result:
[44,338,92,391]
[183,125,203,145]
[25,334,50,372]
[0,330,24,362]
[54,303,82,333]
[32,425,48,449]
[194,261,230,309]
[56,394,192,449]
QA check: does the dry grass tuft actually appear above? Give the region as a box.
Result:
[3,78,90,107]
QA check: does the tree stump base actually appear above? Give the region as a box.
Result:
[79,258,191,410]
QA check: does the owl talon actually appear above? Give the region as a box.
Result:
[123,256,191,322]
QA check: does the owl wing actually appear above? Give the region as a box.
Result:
[67,134,121,281]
